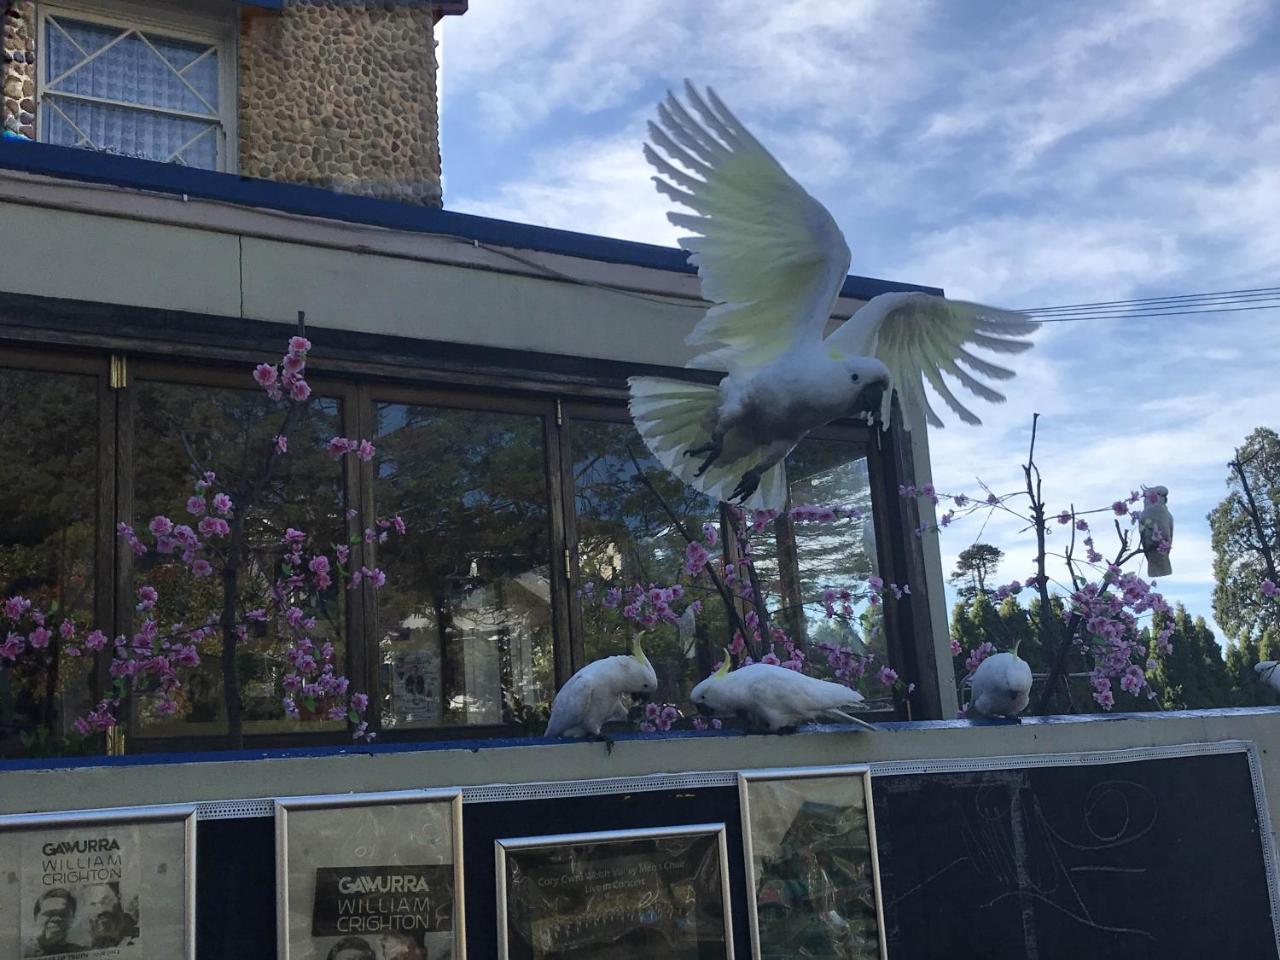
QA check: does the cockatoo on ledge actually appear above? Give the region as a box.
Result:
[628,82,1038,510]
[545,635,658,740]
[689,656,876,731]
[967,645,1033,719]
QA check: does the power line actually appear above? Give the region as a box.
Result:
[1018,285,1280,323]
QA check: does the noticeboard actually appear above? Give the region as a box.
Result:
[495,822,734,960]
[275,789,465,960]
[0,803,196,960]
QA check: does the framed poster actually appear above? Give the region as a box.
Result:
[276,789,465,960]
[738,766,885,960]
[495,822,734,960]
[0,803,196,959]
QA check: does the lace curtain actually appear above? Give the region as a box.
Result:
[42,15,222,170]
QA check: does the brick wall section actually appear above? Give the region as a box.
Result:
[2,1,35,139]
[239,0,443,207]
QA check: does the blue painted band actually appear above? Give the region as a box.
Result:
[3,706,1275,774]
[0,140,940,300]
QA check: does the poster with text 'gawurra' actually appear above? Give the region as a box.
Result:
[0,804,196,960]
[276,789,465,960]
[496,823,734,960]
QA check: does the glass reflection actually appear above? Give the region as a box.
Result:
[132,380,347,735]
[753,440,884,671]
[373,403,554,730]
[570,419,725,709]
[0,369,97,751]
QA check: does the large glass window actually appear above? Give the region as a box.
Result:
[371,400,555,732]
[0,347,913,755]
[0,364,101,748]
[40,10,230,169]
[130,375,348,738]
[568,414,726,710]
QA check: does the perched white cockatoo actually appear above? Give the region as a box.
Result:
[967,644,1033,719]
[544,636,658,739]
[1135,485,1173,578]
[1254,661,1280,696]
[628,82,1037,510]
[689,656,876,731]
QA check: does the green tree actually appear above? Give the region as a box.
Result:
[1210,427,1280,645]
[949,543,1004,600]
[1148,605,1231,709]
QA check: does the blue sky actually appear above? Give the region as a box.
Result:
[436,0,1280,647]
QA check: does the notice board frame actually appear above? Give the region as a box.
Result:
[274,787,466,960]
[0,802,198,959]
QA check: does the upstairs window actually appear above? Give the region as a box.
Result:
[38,8,232,170]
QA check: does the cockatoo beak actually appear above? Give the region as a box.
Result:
[854,380,888,416]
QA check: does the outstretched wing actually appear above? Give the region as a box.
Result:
[646,82,851,373]
[827,291,1038,428]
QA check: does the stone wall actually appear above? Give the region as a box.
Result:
[239,0,443,206]
[2,0,35,139]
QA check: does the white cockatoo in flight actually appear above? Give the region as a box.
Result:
[690,656,876,731]
[545,636,658,740]
[1135,485,1173,578]
[629,83,1038,510]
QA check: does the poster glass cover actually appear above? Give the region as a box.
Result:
[496,823,733,960]
[0,804,196,960]
[739,767,885,960]
[276,789,464,960]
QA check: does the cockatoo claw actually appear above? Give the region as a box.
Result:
[730,467,763,502]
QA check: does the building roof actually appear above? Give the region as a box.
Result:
[235,0,468,14]
[0,140,939,300]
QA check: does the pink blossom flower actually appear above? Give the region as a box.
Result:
[29,626,51,649]
[357,439,375,462]
[1111,501,1128,516]
[211,493,233,515]
[253,363,278,388]
[289,379,312,402]
[684,541,709,576]
[327,437,355,458]
[335,545,351,565]
[1057,511,1071,524]
[136,585,158,610]
[878,665,899,686]
[351,692,369,713]
[149,516,174,537]
[186,495,206,517]
[391,515,406,535]
[191,558,213,577]
[701,522,719,546]
[282,352,306,375]
[288,335,311,356]
[3,596,31,621]
[1262,580,1277,598]
[283,528,307,544]
[950,638,962,656]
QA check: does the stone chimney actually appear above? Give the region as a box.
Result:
[240,0,449,206]
[2,1,35,139]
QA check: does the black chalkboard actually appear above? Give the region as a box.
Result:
[872,749,1278,960]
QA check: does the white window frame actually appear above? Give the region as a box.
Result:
[36,0,238,172]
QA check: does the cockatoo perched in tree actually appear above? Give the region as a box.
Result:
[967,644,1033,719]
[1135,485,1173,578]
[689,656,876,731]
[545,636,658,740]
[629,83,1038,510]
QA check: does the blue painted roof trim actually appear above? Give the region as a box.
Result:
[236,0,282,9]
[3,706,1276,773]
[0,140,940,300]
